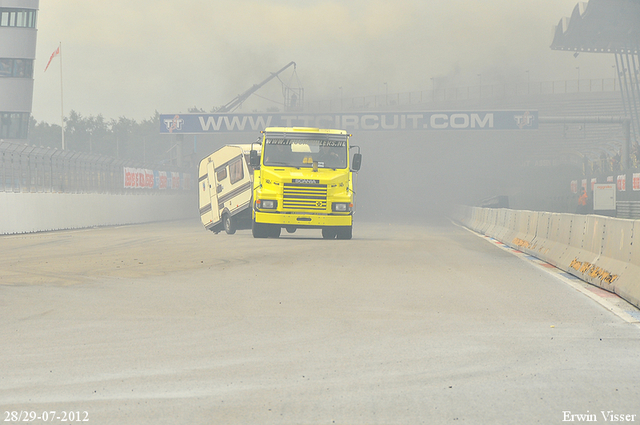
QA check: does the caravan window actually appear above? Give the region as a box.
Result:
[216,167,227,182]
[229,157,244,184]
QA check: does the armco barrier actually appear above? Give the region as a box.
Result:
[455,207,640,309]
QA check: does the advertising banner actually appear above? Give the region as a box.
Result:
[571,180,578,194]
[160,111,538,134]
[124,167,191,190]
[124,168,154,189]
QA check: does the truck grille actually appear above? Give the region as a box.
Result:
[283,183,327,210]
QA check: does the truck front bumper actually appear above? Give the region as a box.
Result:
[254,211,352,228]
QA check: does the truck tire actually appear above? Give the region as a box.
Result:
[223,214,236,235]
[268,226,281,238]
[322,228,337,239]
[252,220,269,238]
[336,226,352,240]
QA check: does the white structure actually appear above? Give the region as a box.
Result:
[0,0,38,141]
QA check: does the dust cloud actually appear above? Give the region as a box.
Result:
[352,129,527,223]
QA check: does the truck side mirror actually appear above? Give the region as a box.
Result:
[351,153,362,171]
[249,150,260,167]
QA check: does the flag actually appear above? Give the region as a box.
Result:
[44,45,60,72]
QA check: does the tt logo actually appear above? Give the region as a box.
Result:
[164,115,184,133]
[514,111,534,129]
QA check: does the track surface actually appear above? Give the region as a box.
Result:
[1,219,639,424]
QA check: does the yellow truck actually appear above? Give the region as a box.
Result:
[249,127,362,239]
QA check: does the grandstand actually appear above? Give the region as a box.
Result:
[551,0,640,154]
[305,0,639,217]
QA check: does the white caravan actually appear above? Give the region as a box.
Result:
[198,145,257,234]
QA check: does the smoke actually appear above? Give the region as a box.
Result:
[33,0,615,123]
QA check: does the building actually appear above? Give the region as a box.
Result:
[0,0,38,141]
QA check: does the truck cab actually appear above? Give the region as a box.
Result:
[250,127,362,239]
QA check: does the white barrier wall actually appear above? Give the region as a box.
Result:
[0,192,198,235]
[455,206,640,310]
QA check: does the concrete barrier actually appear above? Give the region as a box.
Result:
[484,209,502,239]
[613,220,640,308]
[575,217,632,294]
[511,210,538,255]
[478,208,496,235]
[540,214,572,268]
[493,209,514,242]
[558,214,591,269]
[456,207,640,309]
[501,209,522,250]
[529,212,552,258]
[0,191,198,235]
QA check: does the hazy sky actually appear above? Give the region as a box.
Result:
[32,0,616,124]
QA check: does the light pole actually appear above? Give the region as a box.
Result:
[384,82,388,106]
[431,77,435,102]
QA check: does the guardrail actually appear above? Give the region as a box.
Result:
[453,206,640,310]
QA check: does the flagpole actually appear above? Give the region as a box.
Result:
[59,42,65,150]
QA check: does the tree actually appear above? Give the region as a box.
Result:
[28,112,172,166]
[28,116,61,149]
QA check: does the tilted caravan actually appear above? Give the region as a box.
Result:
[198,145,257,234]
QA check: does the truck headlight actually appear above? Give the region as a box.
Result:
[332,202,351,212]
[257,199,277,209]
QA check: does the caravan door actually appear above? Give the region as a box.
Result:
[215,146,252,219]
[198,155,222,232]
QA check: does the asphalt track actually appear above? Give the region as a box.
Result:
[1,219,639,424]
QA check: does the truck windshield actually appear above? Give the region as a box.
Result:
[263,138,347,169]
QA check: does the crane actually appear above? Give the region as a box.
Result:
[217,61,301,113]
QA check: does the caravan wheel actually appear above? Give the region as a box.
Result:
[223,214,236,235]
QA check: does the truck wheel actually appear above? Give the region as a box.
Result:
[252,221,269,238]
[336,226,352,240]
[268,225,281,238]
[322,228,337,239]
[223,214,236,235]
